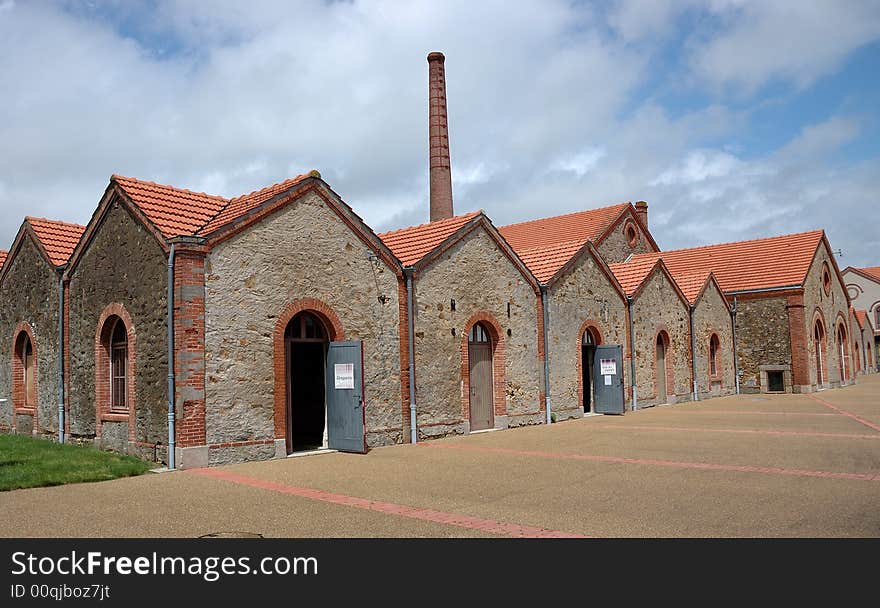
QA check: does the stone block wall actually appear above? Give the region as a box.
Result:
[692,282,735,398]
[734,295,791,393]
[412,227,542,437]
[0,234,60,436]
[546,251,628,420]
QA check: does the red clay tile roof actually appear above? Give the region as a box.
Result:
[112,175,228,238]
[855,266,880,282]
[608,257,661,297]
[0,250,6,269]
[26,217,86,267]
[854,309,869,330]
[378,212,481,266]
[197,173,311,235]
[498,203,629,282]
[629,230,825,294]
[672,270,713,304]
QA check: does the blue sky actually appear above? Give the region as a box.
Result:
[1,0,879,266]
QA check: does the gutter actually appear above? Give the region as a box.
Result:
[57,274,65,444]
[541,287,551,424]
[166,243,176,469]
[689,304,698,402]
[405,269,417,444]
[627,296,638,411]
[726,284,802,296]
[732,295,740,394]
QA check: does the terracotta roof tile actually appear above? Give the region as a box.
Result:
[854,309,869,330]
[672,270,713,304]
[855,266,880,282]
[0,250,6,270]
[498,203,629,282]
[629,230,825,294]
[112,174,228,239]
[608,257,660,296]
[378,212,481,266]
[26,217,86,267]
[197,173,311,235]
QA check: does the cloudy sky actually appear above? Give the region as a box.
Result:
[1,0,879,265]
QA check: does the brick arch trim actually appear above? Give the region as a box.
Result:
[11,321,38,430]
[833,312,850,382]
[273,298,345,441]
[707,332,723,385]
[575,320,604,410]
[94,303,137,440]
[654,327,675,400]
[460,311,506,424]
[811,308,829,386]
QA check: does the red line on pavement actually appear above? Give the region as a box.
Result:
[658,410,838,417]
[807,394,880,433]
[595,424,880,440]
[188,468,587,538]
[420,444,880,482]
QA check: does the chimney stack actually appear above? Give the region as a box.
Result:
[428,52,454,221]
[634,201,648,228]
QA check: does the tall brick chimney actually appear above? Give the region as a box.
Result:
[428,51,454,221]
[634,201,648,228]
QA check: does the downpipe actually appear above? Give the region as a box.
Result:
[627,297,638,411]
[167,244,176,469]
[689,304,698,402]
[732,296,740,394]
[406,270,417,444]
[541,287,551,425]
[57,275,65,444]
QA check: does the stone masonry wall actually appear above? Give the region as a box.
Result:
[631,268,691,407]
[67,201,168,460]
[0,235,59,435]
[692,282,735,398]
[734,296,791,393]
[413,227,541,437]
[803,242,851,389]
[596,214,657,264]
[547,251,627,421]
[204,191,402,464]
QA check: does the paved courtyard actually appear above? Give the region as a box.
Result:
[3,374,879,538]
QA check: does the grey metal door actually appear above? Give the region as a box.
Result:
[325,341,366,453]
[592,345,625,414]
[468,342,494,431]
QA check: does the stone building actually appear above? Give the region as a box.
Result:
[851,309,876,374]
[609,258,692,407]
[0,218,85,437]
[496,207,649,420]
[379,212,543,439]
[627,231,853,393]
[842,266,880,370]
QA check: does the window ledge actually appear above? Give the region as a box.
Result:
[101,412,130,422]
[13,407,36,415]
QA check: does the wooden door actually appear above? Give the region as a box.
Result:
[656,335,667,403]
[468,324,494,431]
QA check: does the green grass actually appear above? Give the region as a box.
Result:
[0,434,155,491]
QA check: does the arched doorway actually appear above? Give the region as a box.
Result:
[581,327,601,412]
[836,323,848,383]
[285,311,329,453]
[854,341,861,374]
[468,322,494,431]
[656,332,670,404]
[814,319,826,387]
[14,331,37,410]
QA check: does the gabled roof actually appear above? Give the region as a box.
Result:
[608,257,660,297]
[843,266,880,284]
[629,230,825,294]
[110,172,314,239]
[0,250,6,269]
[853,308,866,330]
[111,174,228,238]
[378,212,481,267]
[498,203,632,282]
[25,217,86,267]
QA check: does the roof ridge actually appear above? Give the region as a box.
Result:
[25,216,87,229]
[377,210,481,238]
[499,202,630,230]
[111,174,229,202]
[633,229,824,258]
[226,173,312,203]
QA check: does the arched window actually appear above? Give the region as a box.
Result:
[709,334,720,377]
[822,263,832,296]
[110,317,128,412]
[469,323,491,344]
[17,332,36,407]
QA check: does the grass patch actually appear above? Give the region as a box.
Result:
[0,434,155,491]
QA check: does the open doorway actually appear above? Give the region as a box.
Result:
[656,332,670,403]
[581,327,601,412]
[814,319,826,387]
[285,311,329,453]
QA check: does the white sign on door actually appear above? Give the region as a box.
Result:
[334,363,355,389]
[604,375,612,386]
[600,359,616,375]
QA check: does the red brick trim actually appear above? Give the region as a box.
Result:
[94,303,137,441]
[810,308,829,387]
[173,249,207,448]
[460,311,506,425]
[11,321,38,431]
[786,294,808,388]
[833,313,850,383]
[707,332,723,388]
[575,320,604,409]
[397,278,412,441]
[273,298,344,442]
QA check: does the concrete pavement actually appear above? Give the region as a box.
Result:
[2,373,878,537]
